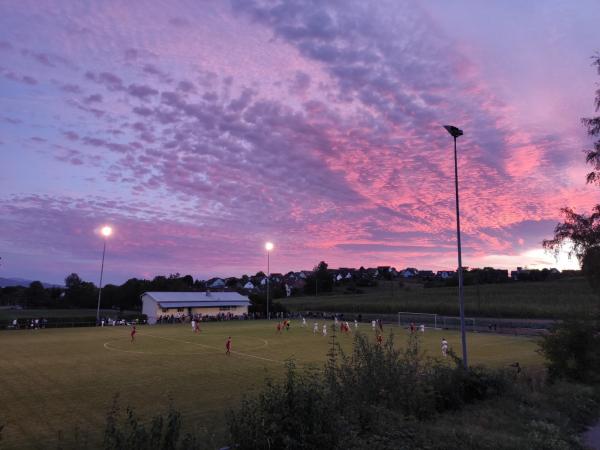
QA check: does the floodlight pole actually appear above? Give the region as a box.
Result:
[444,125,468,368]
[266,250,270,320]
[96,238,107,323]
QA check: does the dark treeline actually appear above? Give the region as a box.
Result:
[0,273,203,311]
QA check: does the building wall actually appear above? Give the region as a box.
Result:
[145,304,249,324]
[141,296,158,323]
[189,306,248,316]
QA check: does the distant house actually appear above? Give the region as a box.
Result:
[418,270,435,279]
[366,268,379,278]
[207,278,226,289]
[141,291,250,324]
[270,273,283,283]
[511,267,529,281]
[436,271,456,279]
[243,281,255,290]
[401,268,418,278]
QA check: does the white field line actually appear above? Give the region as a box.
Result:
[104,332,281,364]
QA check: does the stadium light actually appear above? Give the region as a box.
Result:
[443,125,468,368]
[96,225,113,323]
[265,242,274,320]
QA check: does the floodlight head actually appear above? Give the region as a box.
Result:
[265,242,274,251]
[101,226,113,237]
[443,125,464,138]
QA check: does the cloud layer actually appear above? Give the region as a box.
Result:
[0,0,596,283]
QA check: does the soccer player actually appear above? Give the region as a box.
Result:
[354,319,358,329]
[441,338,448,357]
[420,324,425,333]
[510,362,521,377]
[371,320,376,331]
[322,324,327,336]
[276,322,282,333]
[302,317,307,327]
[191,319,196,333]
[225,336,232,355]
[194,320,200,333]
[313,322,319,334]
[131,325,136,343]
[376,333,383,345]
[410,322,415,333]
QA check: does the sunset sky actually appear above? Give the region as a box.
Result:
[1,0,599,285]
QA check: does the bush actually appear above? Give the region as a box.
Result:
[538,320,600,383]
[227,332,510,449]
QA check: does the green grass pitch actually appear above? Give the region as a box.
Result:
[0,320,543,448]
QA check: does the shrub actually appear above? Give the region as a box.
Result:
[100,395,202,450]
[227,332,510,449]
[538,320,600,383]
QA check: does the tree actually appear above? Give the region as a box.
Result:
[544,54,600,301]
[543,205,600,298]
[65,273,82,290]
[24,281,48,308]
[304,261,333,295]
[582,247,600,297]
[63,273,97,308]
[538,320,600,384]
[582,53,600,185]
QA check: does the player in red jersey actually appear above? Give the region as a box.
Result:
[376,333,383,345]
[130,325,136,343]
[225,336,232,355]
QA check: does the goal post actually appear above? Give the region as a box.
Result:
[397,312,439,329]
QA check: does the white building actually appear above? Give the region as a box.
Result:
[141,291,250,324]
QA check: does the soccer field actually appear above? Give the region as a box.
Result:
[0,320,543,449]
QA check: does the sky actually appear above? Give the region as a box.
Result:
[1,0,599,285]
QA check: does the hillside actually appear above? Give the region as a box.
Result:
[283,277,598,319]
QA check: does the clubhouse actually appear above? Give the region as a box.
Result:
[141,291,251,324]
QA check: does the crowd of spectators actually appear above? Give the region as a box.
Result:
[8,318,48,329]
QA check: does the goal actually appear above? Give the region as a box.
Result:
[397,312,439,329]
[439,315,476,331]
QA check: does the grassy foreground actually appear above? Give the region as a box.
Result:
[284,277,598,318]
[0,321,542,449]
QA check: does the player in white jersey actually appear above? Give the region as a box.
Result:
[302,317,307,327]
[354,319,358,329]
[441,338,448,357]
[313,322,319,334]
[191,319,196,332]
[420,324,425,333]
[372,320,376,331]
[322,324,327,336]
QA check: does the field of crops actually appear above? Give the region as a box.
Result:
[0,320,542,448]
[284,277,598,319]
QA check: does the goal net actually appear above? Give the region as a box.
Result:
[397,312,439,329]
[439,315,477,331]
